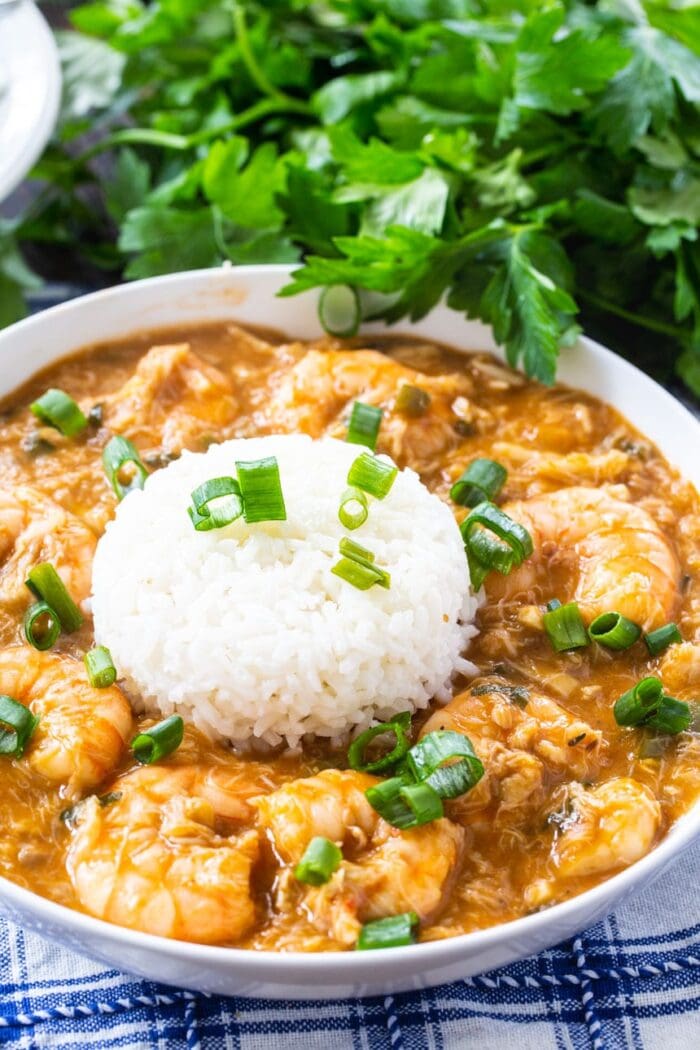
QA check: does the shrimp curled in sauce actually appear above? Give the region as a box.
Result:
[553,778,661,878]
[0,647,132,794]
[255,769,465,947]
[67,764,260,944]
[490,486,679,631]
[0,486,95,612]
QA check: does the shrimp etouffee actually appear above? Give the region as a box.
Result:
[1,322,700,952]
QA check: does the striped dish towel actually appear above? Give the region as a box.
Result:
[1,838,699,1049]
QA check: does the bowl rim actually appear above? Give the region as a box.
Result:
[1,264,699,975]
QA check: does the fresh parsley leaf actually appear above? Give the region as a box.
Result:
[118,206,220,278]
[513,6,630,117]
[5,0,699,398]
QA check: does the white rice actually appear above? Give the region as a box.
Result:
[92,435,480,748]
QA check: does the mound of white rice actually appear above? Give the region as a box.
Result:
[92,435,479,748]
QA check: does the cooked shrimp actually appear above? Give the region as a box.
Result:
[256,769,464,946]
[265,348,478,472]
[421,681,604,827]
[659,642,700,699]
[489,486,679,630]
[0,647,132,794]
[552,778,661,878]
[103,344,237,456]
[490,442,631,495]
[0,485,95,611]
[67,764,259,944]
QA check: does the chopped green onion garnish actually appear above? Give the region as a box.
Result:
[644,623,682,657]
[405,730,484,800]
[613,676,691,735]
[338,486,369,531]
[236,456,287,523]
[398,781,444,825]
[460,500,533,589]
[332,537,390,591]
[347,452,397,499]
[294,836,343,885]
[189,476,243,530]
[395,384,430,418]
[543,600,588,652]
[332,558,389,590]
[0,694,39,758]
[647,695,693,735]
[348,712,411,774]
[356,912,418,950]
[23,602,60,651]
[26,563,83,633]
[364,776,420,829]
[347,402,383,451]
[588,612,641,651]
[85,646,117,689]
[339,537,376,562]
[318,284,361,338]
[30,388,87,438]
[103,435,149,500]
[450,458,507,508]
[131,714,184,765]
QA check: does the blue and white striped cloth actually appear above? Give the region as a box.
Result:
[2,839,700,1048]
[1,286,697,1048]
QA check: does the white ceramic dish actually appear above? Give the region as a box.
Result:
[0,265,699,999]
[0,0,61,203]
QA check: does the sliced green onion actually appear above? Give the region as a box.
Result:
[332,537,390,591]
[103,435,149,500]
[613,676,691,735]
[647,695,692,735]
[190,477,243,530]
[364,776,422,829]
[0,694,39,758]
[30,388,87,438]
[348,712,411,773]
[318,284,361,338]
[614,676,664,726]
[236,456,287,523]
[347,452,397,499]
[543,600,588,653]
[23,602,60,651]
[131,714,184,765]
[395,384,430,418]
[588,612,641,651]
[356,912,418,950]
[450,458,507,508]
[347,402,384,451]
[85,646,117,689]
[365,776,415,828]
[338,486,369,530]
[26,563,83,633]
[398,781,444,824]
[332,557,390,590]
[339,537,376,562]
[461,500,533,589]
[644,622,682,657]
[188,504,217,531]
[294,836,343,885]
[405,730,484,800]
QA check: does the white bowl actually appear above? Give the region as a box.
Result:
[0,0,61,203]
[0,265,699,999]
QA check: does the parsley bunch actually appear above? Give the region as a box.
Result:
[3,0,700,392]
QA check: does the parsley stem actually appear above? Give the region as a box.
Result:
[77,98,310,165]
[579,290,687,341]
[231,1,311,115]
